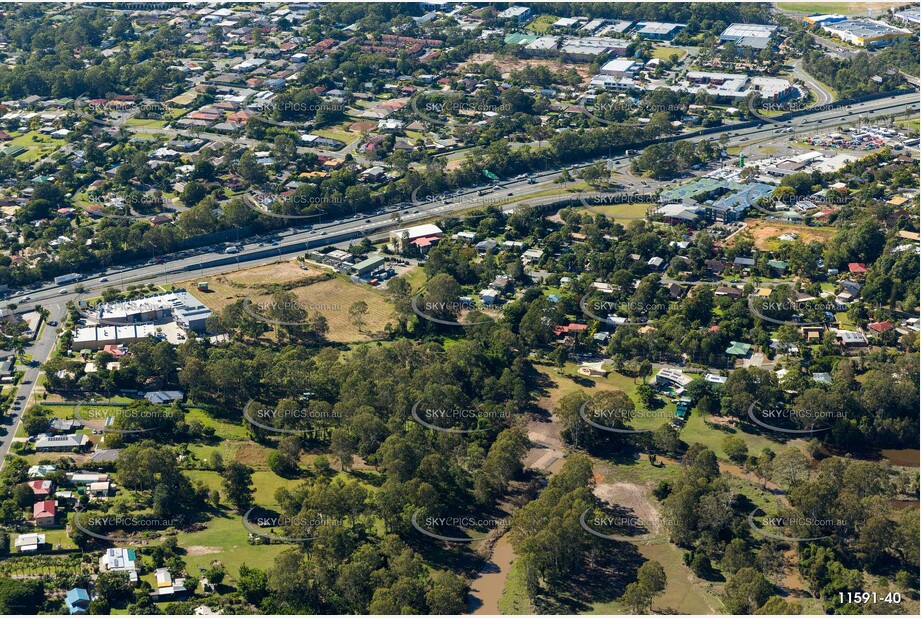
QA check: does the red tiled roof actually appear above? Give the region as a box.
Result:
[868,321,893,332]
[103,345,126,356]
[28,480,52,495]
[848,263,867,274]
[411,235,440,248]
[553,323,588,336]
[33,500,56,519]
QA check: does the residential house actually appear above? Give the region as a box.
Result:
[489,275,511,291]
[26,479,53,499]
[33,500,56,527]
[667,283,686,300]
[479,289,500,306]
[837,330,867,347]
[65,588,90,615]
[67,472,110,486]
[99,548,139,583]
[704,259,727,275]
[35,433,90,452]
[654,368,693,391]
[715,285,743,299]
[725,341,752,357]
[867,321,893,334]
[847,262,868,276]
[151,568,188,600]
[144,390,184,404]
[88,481,113,499]
[48,418,83,433]
[767,259,788,275]
[15,533,46,553]
[28,465,56,479]
[733,256,755,271]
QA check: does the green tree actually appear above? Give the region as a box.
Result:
[722,436,749,464]
[723,567,773,614]
[221,461,255,512]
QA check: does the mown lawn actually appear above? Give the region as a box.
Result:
[651,46,686,61]
[678,406,793,460]
[777,2,905,14]
[591,539,725,614]
[185,407,249,440]
[125,118,168,128]
[184,469,301,506]
[175,512,291,580]
[525,14,557,33]
[186,270,396,343]
[580,202,652,224]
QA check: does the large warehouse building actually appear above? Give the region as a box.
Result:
[818,18,912,47]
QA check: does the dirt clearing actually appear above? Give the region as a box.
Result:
[735,219,835,251]
[458,53,595,84]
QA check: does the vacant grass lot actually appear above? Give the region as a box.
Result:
[174,511,291,579]
[525,14,557,33]
[590,539,725,614]
[8,130,66,161]
[185,470,300,506]
[777,2,906,14]
[582,202,653,224]
[678,407,797,460]
[185,265,396,342]
[651,46,686,61]
[532,361,676,423]
[738,219,836,252]
[314,125,358,146]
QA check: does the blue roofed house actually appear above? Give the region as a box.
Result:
[65,588,90,614]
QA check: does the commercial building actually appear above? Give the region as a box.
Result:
[705,182,774,222]
[523,36,559,56]
[802,14,847,26]
[820,18,912,47]
[588,75,637,91]
[388,223,443,254]
[719,23,778,49]
[560,36,629,61]
[598,58,643,77]
[497,6,531,22]
[351,254,386,276]
[684,71,794,102]
[91,291,211,332]
[599,20,634,35]
[893,7,921,25]
[72,323,163,351]
[634,22,685,40]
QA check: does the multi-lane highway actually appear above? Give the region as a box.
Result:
[0,90,916,467]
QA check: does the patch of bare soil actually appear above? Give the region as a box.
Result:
[185,545,222,556]
[593,482,663,535]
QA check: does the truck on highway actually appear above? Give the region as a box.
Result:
[54,273,83,285]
